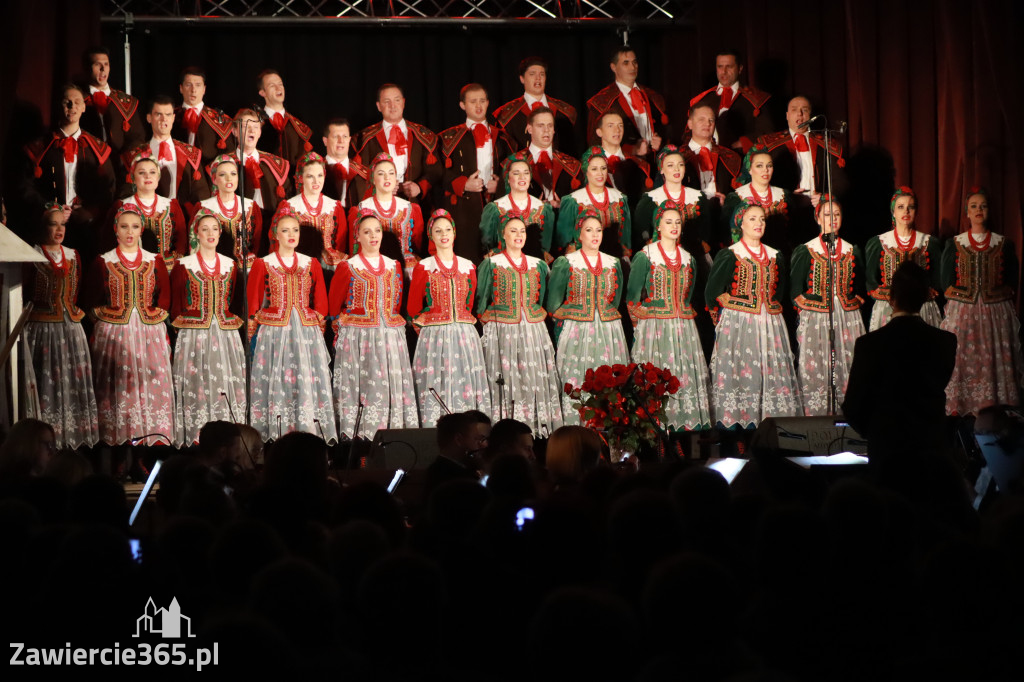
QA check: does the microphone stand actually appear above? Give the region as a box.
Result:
[237,123,252,426]
[810,116,847,416]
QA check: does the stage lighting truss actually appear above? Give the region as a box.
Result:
[103,0,690,22]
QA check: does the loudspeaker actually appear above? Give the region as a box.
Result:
[366,428,439,470]
[752,416,868,456]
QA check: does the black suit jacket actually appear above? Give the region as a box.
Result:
[842,315,957,460]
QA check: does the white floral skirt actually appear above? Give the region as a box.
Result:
[92,315,175,446]
[412,323,492,428]
[334,324,419,439]
[630,317,712,431]
[556,318,630,425]
[709,308,803,429]
[26,317,99,450]
[482,320,563,437]
[795,305,866,416]
[172,325,248,447]
[941,299,1023,416]
[250,310,338,444]
[869,299,941,331]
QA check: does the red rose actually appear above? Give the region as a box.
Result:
[585,368,596,383]
[668,377,681,393]
[564,382,574,396]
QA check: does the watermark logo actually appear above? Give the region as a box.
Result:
[133,597,195,639]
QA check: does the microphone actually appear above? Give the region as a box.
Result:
[276,415,282,439]
[797,115,824,130]
[219,391,237,423]
[429,388,451,415]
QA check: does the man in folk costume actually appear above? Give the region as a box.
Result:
[586,45,668,159]
[321,117,367,212]
[172,66,237,168]
[681,103,742,249]
[79,46,146,176]
[688,49,773,155]
[440,84,516,262]
[23,83,116,261]
[755,95,846,243]
[254,69,315,170]
[525,107,582,212]
[353,83,442,212]
[122,96,209,214]
[492,56,579,157]
[593,110,653,210]
[234,108,292,255]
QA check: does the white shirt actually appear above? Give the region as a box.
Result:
[382,120,410,182]
[325,155,350,206]
[687,138,717,197]
[716,83,740,113]
[789,129,814,192]
[182,102,205,146]
[61,128,81,204]
[466,119,493,182]
[523,93,549,108]
[240,150,264,209]
[150,137,178,199]
[615,81,652,143]
[528,142,555,200]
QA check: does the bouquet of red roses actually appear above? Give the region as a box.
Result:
[564,362,681,456]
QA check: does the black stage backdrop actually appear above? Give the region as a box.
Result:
[2,1,1022,275]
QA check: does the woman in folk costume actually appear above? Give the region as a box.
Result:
[865,186,943,330]
[790,196,866,416]
[247,204,337,443]
[706,201,803,428]
[107,147,187,273]
[633,145,708,252]
[479,151,555,259]
[477,214,563,435]
[196,153,262,266]
[408,209,491,427]
[349,152,423,277]
[626,201,712,431]
[941,187,1024,415]
[555,146,632,258]
[279,151,348,279]
[170,209,248,447]
[547,209,629,424]
[23,205,99,450]
[86,202,175,446]
[722,145,792,255]
[331,211,418,438]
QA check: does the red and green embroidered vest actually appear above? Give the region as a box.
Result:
[28,247,85,323]
[93,254,167,325]
[946,233,1013,304]
[551,252,621,322]
[413,258,477,327]
[253,254,323,328]
[172,256,243,330]
[795,241,863,312]
[480,256,546,324]
[336,258,405,328]
[716,244,783,316]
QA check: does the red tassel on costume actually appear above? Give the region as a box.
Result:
[838,158,846,168]
[193,170,201,180]
[450,195,457,206]
[276,186,286,198]
[304,141,312,152]
[571,178,580,189]
[427,153,436,164]
[34,166,42,178]
[660,114,668,125]
[645,178,653,189]
[122,121,130,132]
[217,140,226,149]
[445,158,452,168]
[125,172,132,183]
[753,108,761,117]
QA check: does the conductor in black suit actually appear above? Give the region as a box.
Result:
[843,262,967,512]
